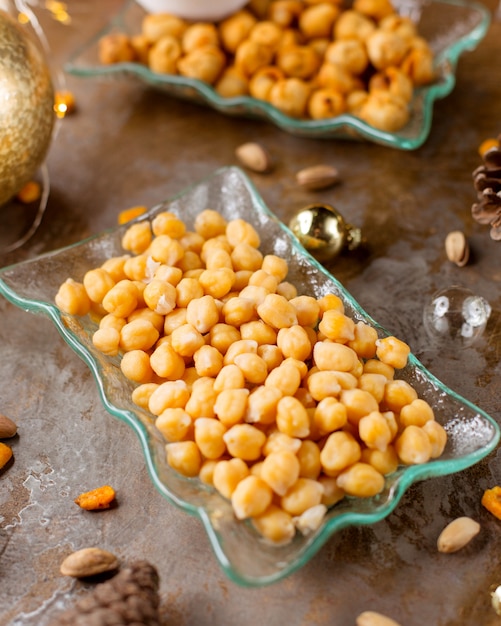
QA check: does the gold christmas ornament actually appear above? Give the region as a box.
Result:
[0,9,55,207]
[289,203,362,263]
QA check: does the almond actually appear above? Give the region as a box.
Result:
[356,611,402,626]
[60,547,119,578]
[235,142,272,173]
[296,164,340,190]
[0,414,17,439]
[437,516,480,553]
[445,230,469,267]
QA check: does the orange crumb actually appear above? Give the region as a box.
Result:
[118,205,148,225]
[478,138,499,157]
[481,486,501,520]
[74,485,116,510]
[16,181,41,204]
[0,442,13,469]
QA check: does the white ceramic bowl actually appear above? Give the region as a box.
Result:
[135,0,249,21]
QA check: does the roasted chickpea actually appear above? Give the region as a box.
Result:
[177,45,227,85]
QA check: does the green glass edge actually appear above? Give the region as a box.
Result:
[0,166,499,587]
[63,0,491,150]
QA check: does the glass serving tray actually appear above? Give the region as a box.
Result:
[0,166,498,587]
[64,0,491,149]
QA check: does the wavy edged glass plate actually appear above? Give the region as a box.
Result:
[64,0,490,149]
[0,166,499,586]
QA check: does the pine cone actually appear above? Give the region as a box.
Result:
[50,560,161,626]
[472,136,501,240]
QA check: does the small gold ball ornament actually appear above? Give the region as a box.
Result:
[289,204,362,263]
[0,9,55,207]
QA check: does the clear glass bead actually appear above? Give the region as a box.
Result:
[423,286,491,347]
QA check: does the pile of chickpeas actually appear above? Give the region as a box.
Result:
[98,0,436,132]
[55,208,447,544]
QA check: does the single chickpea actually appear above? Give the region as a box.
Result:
[260,448,300,495]
[257,343,284,371]
[99,313,126,332]
[313,397,348,435]
[215,66,250,97]
[219,9,257,54]
[83,268,115,304]
[336,462,385,497]
[235,39,274,77]
[194,209,227,239]
[276,45,321,80]
[318,293,344,315]
[276,396,310,438]
[148,35,182,74]
[238,284,269,307]
[240,320,277,345]
[297,440,321,480]
[184,377,217,418]
[102,280,139,318]
[400,39,435,86]
[298,3,339,39]
[320,430,361,476]
[199,459,217,486]
[182,22,220,54]
[99,33,136,65]
[333,10,376,42]
[214,363,246,392]
[399,398,435,428]
[264,361,302,396]
[100,255,130,282]
[178,44,227,85]
[193,344,224,378]
[325,39,369,75]
[154,264,183,286]
[318,475,345,507]
[123,255,149,282]
[357,372,387,404]
[347,321,378,359]
[245,386,283,425]
[214,388,250,427]
[249,20,283,52]
[209,323,241,354]
[177,250,204,274]
[382,379,418,413]
[316,62,362,95]
[251,504,295,544]
[149,342,186,380]
[128,307,164,333]
[318,309,356,343]
[131,382,159,410]
[262,430,301,455]
[307,88,346,120]
[156,408,192,442]
[359,90,410,132]
[358,411,393,452]
[233,270,253,292]
[231,475,273,520]
[340,388,380,426]
[353,0,395,21]
[179,230,205,253]
[141,13,188,43]
[267,1,303,28]
[361,445,399,476]
[130,35,152,65]
[234,353,269,385]
[249,65,285,100]
[257,293,298,329]
[231,243,264,272]
[269,77,311,118]
[224,338,258,365]
[212,457,249,499]
[92,327,120,356]
[222,296,257,327]
[163,307,188,335]
[223,423,267,461]
[363,358,394,379]
[121,349,154,383]
[165,441,202,477]
[143,279,177,315]
[148,380,190,415]
[276,325,312,361]
[170,323,205,358]
[422,420,447,458]
[55,279,92,316]
[376,335,411,369]
[313,341,358,372]
[186,295,220,334]
[280,477,324,516]
[307,371,342,402]
[395,425,432,465]
[119,318,159,352]
[194,417,227,459]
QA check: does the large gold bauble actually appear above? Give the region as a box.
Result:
[0,9,54,207]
